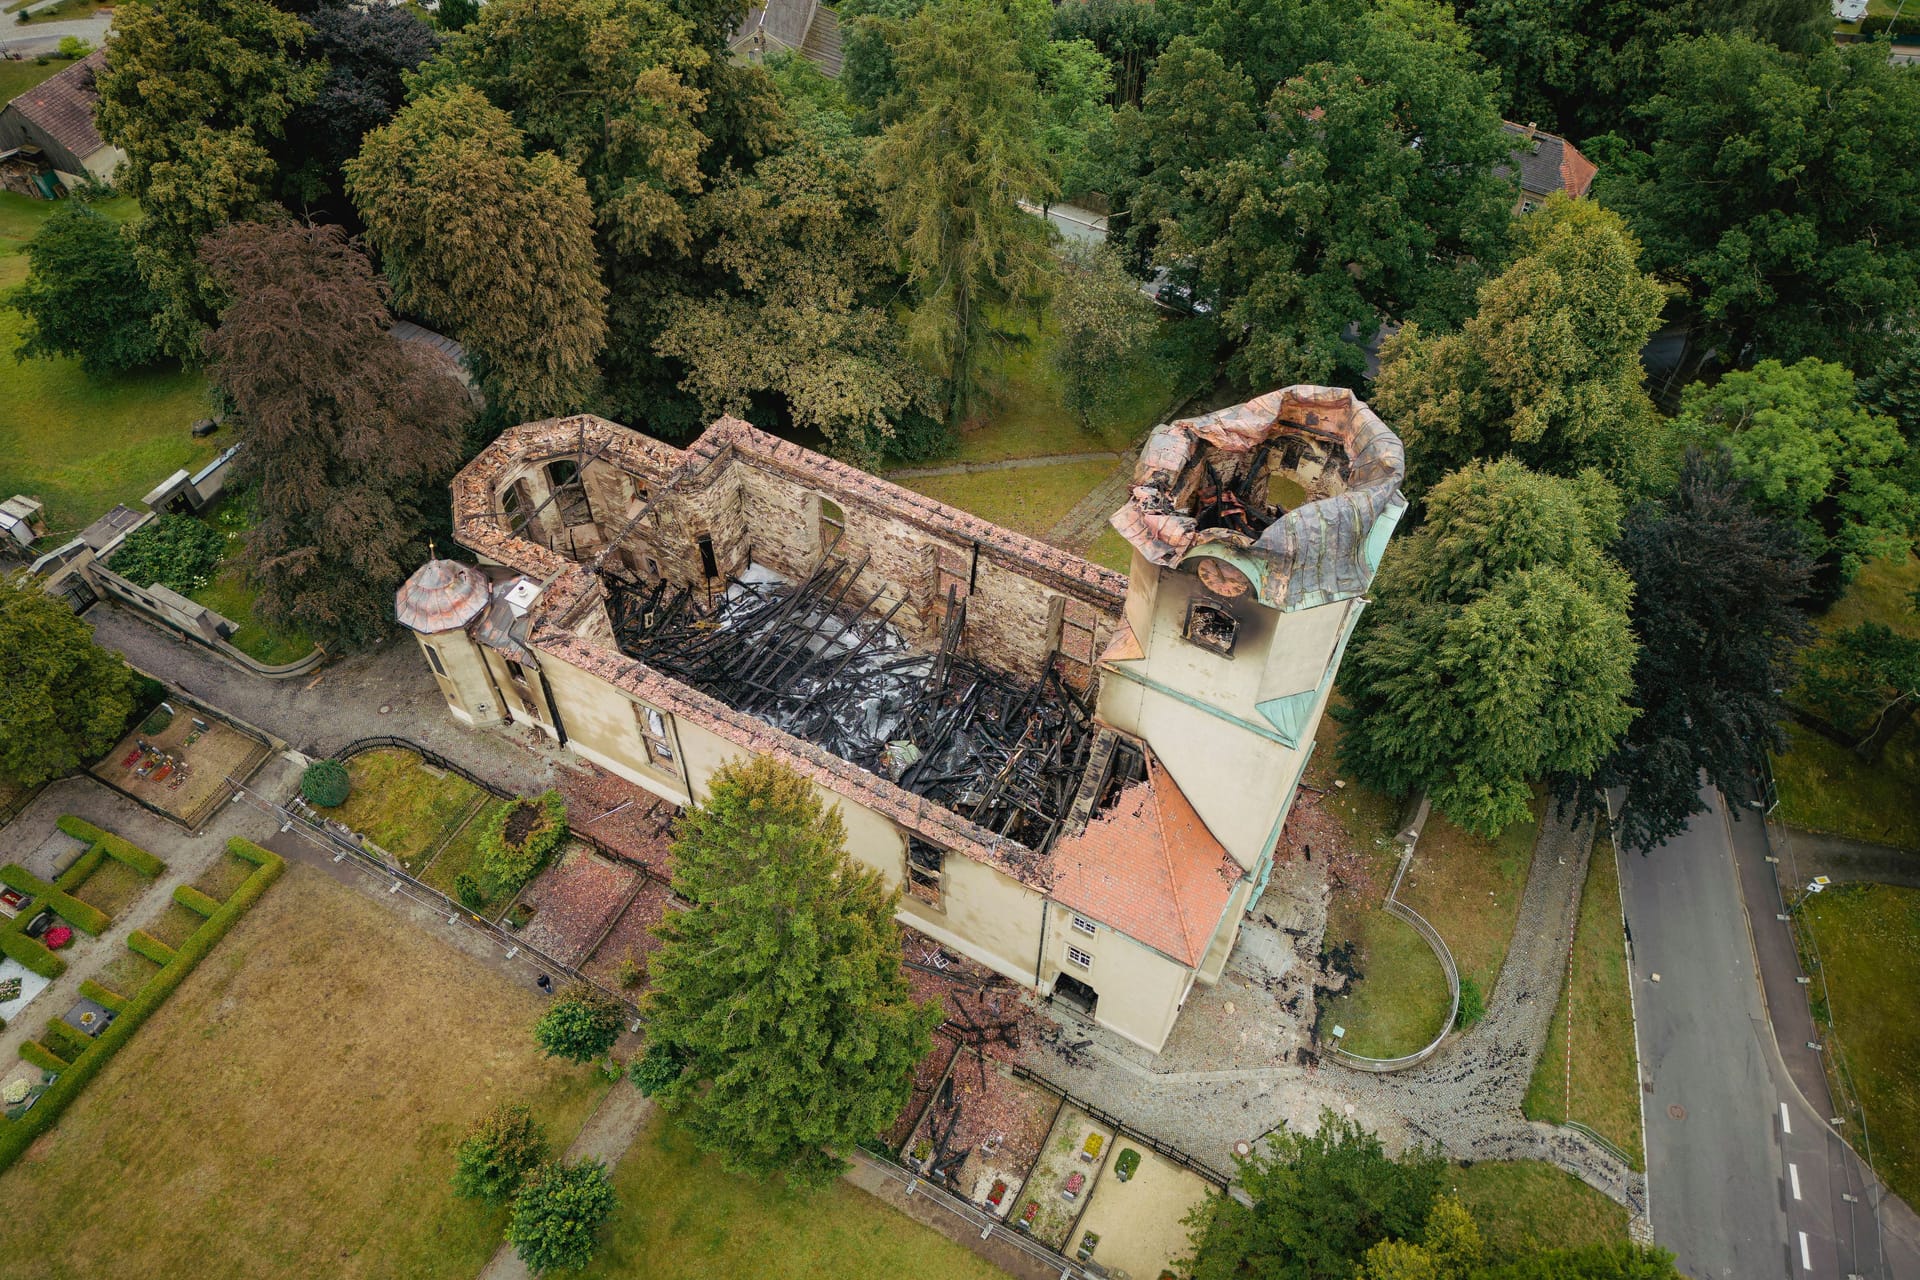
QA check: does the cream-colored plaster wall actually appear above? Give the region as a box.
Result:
[418,630,507,727]
[1194,881,1252,985]
[1042,902,1190,1053]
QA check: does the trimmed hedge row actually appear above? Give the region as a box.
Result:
[43,1020,93,1063]
[0,926,65,980]
[56,816,168,878]
[0,839,286,1172]
[79,979,127,1012]
[0,864,111,936]
[20,1041,67,1072]
[53,844,107,895]
[127,930,175,966]
[173,885,222,917]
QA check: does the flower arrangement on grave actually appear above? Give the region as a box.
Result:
[1062,1171,1086,1200]
[1077,1231,1100,1262]
[0,976,21,1003]
[1115,1148,1141,1181]
[1018,1202,1039,1230]
[43,925,73,950]
[2,1078,29,1105]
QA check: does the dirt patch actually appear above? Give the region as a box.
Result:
[579,876,678,993]
[510,842,640,968]
[90,709,269,828]
[504,801,540,846]
[884,1032,962,1151]
[556,763,678,877]
[907,1051,1059,1222]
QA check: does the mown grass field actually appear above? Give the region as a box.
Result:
[322,747,489,872]
[1449,1160,1628,1258]
[904,459,1121,542]
[0,54,67,102]
[582,1111,1009,1280]
[1524,837,1643,1167]
[0,864,606,1280]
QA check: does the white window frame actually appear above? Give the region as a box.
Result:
[424,645,447,678]
[1066,945,1092,970]
[1070,915,1097,937]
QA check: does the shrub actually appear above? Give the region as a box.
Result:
[57,35,90,57]
[628,1042,684,1097]
[127,930,175,965]
[0,863,109,935]
[53,844,105,894]
[79,979,127,1011]
[140,706,174,735]
[453,873,487,912]
[301,759,351,808]
[43,924,72,950]
[614,951,643,990]
[173,884,223,917]
[1,925,66,979]
[533,983,623,1064]
[43,1019,92,1062]
[20,1040,66,1072]
[452,1102,549,1203]
[57,817,167,877]
[1456,977,1486,1030]
[108,514,225,596]
[507,1160,617,1275]
[478,791,568,896]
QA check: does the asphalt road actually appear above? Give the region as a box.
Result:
[1620,786,1915,1279]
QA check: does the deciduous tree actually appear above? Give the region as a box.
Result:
[873,0,1057,428]
[1798,624,1920,762]
[94,0,321,355]
[533,982,625,1063]
[1375,196,1668,499]
[1337,459,1637,835]
[641,755,942,1187]
[7,205,164,377]
[346,86,608,420]
[451,1102,549,1203]
[1354,1196,1484,1280]
[0,578,134,788]
[1560,449,1811,851]
[1188,1110,1444,1280]
[1052,243,1157,431]
[506,1160,617,1274]
[200,220,471,650]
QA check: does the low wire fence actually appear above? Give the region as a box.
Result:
[1326,829,1462,1073]
[853,1148,1102,1280]
[1010,1062,1233,1188]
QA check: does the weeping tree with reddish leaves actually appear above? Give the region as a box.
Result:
[200,220,472,651]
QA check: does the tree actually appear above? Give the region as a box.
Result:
[1671,358,1918,594]
[93,0,321,356]
[1862,333,1920,443]
[0,577,135,789]
[7,205,164,377]
[1480,1242,1685,1279]
[1188,1110,1444,1280]
[506,1160,617,1275]
[642,755,942,1187]
[1117,2,1514,385]
[434,0,478,30]
[1050,0,1168,108]
[1798,624,1920,762]
[200,220,471,650]
[873,0,1057,428]
[533,982,625,1064]
[346,86,608,420]
[1355,1196,1483,1280]
[1560,450,1811,851]
[452,1103,549,1203]
[1052,243,1157,431]
[1337,460,1637,835]
[1375,196,1668,499]
[652,135,941,465]
[1601,36,1920,372]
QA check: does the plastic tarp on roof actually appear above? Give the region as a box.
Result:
[1110,385,1406,610]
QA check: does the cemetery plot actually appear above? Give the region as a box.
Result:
[90,702,269,827]
[506,843,640,967]
[1009,1103,1113,1249]
[905,1050,1058,1223]
[1066,1142,1217,1278]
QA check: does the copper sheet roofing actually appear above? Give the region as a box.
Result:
[395,558,490,633]
[1048,755,1243,966]
[1111,385,1405,611]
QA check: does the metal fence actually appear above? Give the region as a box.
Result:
[1325,832,1463,1073]
[1009,1062,1233,1187]
[853,1147,1102,1280]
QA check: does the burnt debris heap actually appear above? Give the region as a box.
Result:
[605,539,1107,853]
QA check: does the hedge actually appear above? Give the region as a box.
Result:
[79,979,127,1012]
[0,864,110,936]
[173,885,223,917]
[0,924,66,979]
[127,930,175,965]
[43,1020,92,1063]
[53,845,106,895]
[20,1041,67,1072]
[0,841,285,1172]
[56,817,168,877]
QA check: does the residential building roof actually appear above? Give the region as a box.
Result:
[1048,755,1244,966]
[4,50,111,163]
[731,0,843,76]
[1499,121,1598,200]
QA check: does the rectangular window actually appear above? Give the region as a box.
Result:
[505,658,528,686]
[1183,599,1239,657]
[905,837,945,908]
[1071,915,1097,937]
[424,646,446,677]
[1066,945,1092,969]
[634,702,677,772]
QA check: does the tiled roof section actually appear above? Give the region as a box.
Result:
[1499,121,1597,200]
[800,4,843,75]
[6,50,109,161]
[1048,756,1243,966]
[395,559,490,633]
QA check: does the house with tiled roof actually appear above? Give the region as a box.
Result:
[0,50,124,192]
[1498,120,1598,214]
[729,0,843,75]
[398,388,1404,1052]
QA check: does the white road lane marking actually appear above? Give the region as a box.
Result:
[1790,1163,1802,1200]
[1782,1103,1792,1134]
[1799,1230,1812,1270]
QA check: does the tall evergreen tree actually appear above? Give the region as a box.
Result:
[200,221,472,650]
[1375,196,1668,500]
[639,755,942,1187]
[1560,450,1811,851]
[346,86,608,420]
[872,0,1058,428]
[7,206,164,377]
[1337,459,1638,835]
[0,579,135,788]
[94,0,321,356]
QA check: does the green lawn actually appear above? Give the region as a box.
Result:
[1448,1161,1628,1259]
[69,856,150,921]
[4,0,108,21]
[1799,883,1920,1209]
[0,193,217,538]
[0,55,67,102]
[582,1112,1009,1280]
[181,500,316,664]
[190,851,258,905]
[1086,524,1133,573]
[321,748,490,872]
[1524,837,1643,1167]
[420,796,514,915]
[146,900,205,949]
[903,459,1119,542]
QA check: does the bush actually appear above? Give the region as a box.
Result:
[452,1102,549,1203]
[478,791,568,896]
[57,818,168,877]
[107,515,225,595]
[140,706,174,735]
[533,982,623,1064]
[79,979,127,1011]
[127,930,175,965]
[0,863,110,935]
[1456,977,1486,1030]
[20,1040,67,1072]
[57,35,90,57]
[453,873,487,913]
[0,841,284,1173]
[628,1042,684,1097]
[53,844,105,894]
[43,1019,92,1062]
[0,924,66,979]
[506,1160,617,1275]
[614,951,643,990]
[43,924,73,950]
[301,759,351,808]
[174,884,223,917]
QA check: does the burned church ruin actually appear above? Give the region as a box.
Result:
[399,387,1405,1052]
